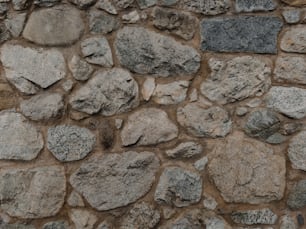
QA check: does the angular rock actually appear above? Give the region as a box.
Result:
[142,77,155,101]
[235,0,277,12]
[177,103,232,138]
[115,27,200,77]
[152,7,197,40]
[208,132,286,204]
[69,0,97,9]
[154,167,202,207]
[280,215,298,229]
[121,108,178,146]
[70,209,97,229]
[70,68,139,115]
[69,55,94,81]
[282,0,306,6]
[20,93,64,121]
[265,86,306,119]
[288,131,306,171]
[113,0,133,8]
[231,209,277,225]
[47,125,96,162]
[282,8,301,24]
[0,44,66,94]
[200,56,271,104]
[201,16,283,53]
[281,26,306,53]
[81,36,113,67]
[0,83,17,110]
[42,221,69,229]
[152,81,189,105]
[70,151,159,210]
[68,190,85,207]
[0,110,43,160]
[23,5,84,46]
[166,142,203,159]
[122,10,140,23]
[181,0,230,15]
[0,166,66,218]
[95,0,117,14]
[4,13,26,37]
[89,10,119,34]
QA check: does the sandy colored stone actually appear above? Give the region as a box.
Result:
[281,26,306,53]
[282,0,306,6]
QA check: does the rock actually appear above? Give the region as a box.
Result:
[69,55,94,81]
[189,89,197,102]
[0,22,10,43]
[159,0,177,5]
[282,8,301,23]
[208,132,286,204]
[235,0,277,12]
[281,26,306,53]
[1,224,36,229]
[97,221,112,229]
[142,77,155,101]
[69,0,97,9]
[288,131,306,171]
[154,167,202,207]
[200,56,271,104]
[166,142,203,159]
[67,190,85,207]
[96,0,117,14]
[33,0,59,7]
[280,215,298,229]
[42,221,69,229]
[4,13,26,37]
[119,202,160,229]
[236,107,248,116]
[23,5,84,46]
[0,110,43,160]
[281,0,306,6]
[12,0,30,10]
[231,209,277,225]
[121,108,178,146]
[203,194,217,210]
[246,98,262,108]
[115,26,200,77]
[113,0,133,8]
[70,209,97,229]
[136,0,156,8]
[265,132,287,145]
[0,44,66,95]
[194,156,208,171]
[47,125,96,162]
[70,151,160,210]
[152,7,198,40]
[20,93,64,121]
[181,0,230,15]
[0,83,17,110]
[265,86,306,119]
[62,79,74,92]
[280,122,302,135]
[115,119,123,129]
[0,166,66,218]
[201,16,283,53]
[70,68,139,115]
[88,10,119,34]
[177,103,232,138]
[80,36,113,67]
[122,10,140,23]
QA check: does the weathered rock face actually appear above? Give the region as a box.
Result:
[121,108,178,146]
[281,26,306,53]
[70,68,139,115]
[288,131,306,171]
[208,132,286,204]
[282,0,306,7]
[235,0,277,12]
[0,44,66,94]
[70,209,97,229]
[0,166,66,218]
[166,142,203,159]
[0,110,43,160]
[181,0,230,15]
[88,10,119,34]
[115,27,200,76]
[42,221,70,229]
[23,5,84,46]
[287,180,306,210]
[231,208,278,225]
[70,151,160,210]
[69,55,94,81]
[200,56,271,104]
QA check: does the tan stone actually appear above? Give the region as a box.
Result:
[282,0,306,6]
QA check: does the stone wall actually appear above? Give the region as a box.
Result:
[0,0,306,228]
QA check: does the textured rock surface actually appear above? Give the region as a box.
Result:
[166,142,203,158]
[181,0,230,15]
[281,26,306,53]
[70,151,160,210]
[282,0,306,5]
[231,209,278,225]
[70,209,97,229]
[287,180,306,209]
[88,10,119,34]
[235,0,277,12]
[69,55,94,81]
[42,221,69,229]
[280,215,298,229]
[288,131,306,171]
[282,8,301,23]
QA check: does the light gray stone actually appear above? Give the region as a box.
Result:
[203,194,217,210]
[70,209,97,229]
[115,27,200,77]
[97,221,112,229]
[4,13,26,37]
[33,0,59,7]
[136,0,155,8]
[166,142,203,159]
[265,86,306,119]
[280,215,298,229]
[0,110,43,160]
[235,0,277,12]
[70,151,160,210]
[142,77,155,101]
[282,8,301,23]
[231,209,278,225]
[236,107,248,116]
[20,93,64,121]
[23,5,84,46]
[154,167,202,207]
[62,79,74,92]
[288,131,306,171]
[69,0,96,9]
[1,224,36,229]
[194,156,208,171]
[177,103,232,138]
[70,68,139,115]
[95,0,117,14]
[281,26,306,53]
[47,125,96,162]
[88,10,119,34]
[81,36,113,67]
[121,108,178,146]
[42,221,69,229]
[67,190,85,207]
[0,44,66,95]
[0,166,66,218]
[122,10,140,23]
[200,56,271,104]
[69,55,94,81]
[12,0,30,10]
[181,0,230,15]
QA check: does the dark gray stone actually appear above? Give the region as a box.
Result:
[88,10,120,34]
[200,16,283,54]
[287,180,306,209]
[231,208,278,225]
[235,0,277,12]
[181,0,230,15]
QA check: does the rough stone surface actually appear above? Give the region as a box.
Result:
[137,0,156,8]
[70,68,138,115]
[4,13,26,37]
[69,55,94,81]
[281,26,306,53]
[201,16,283,53]
[194,156,208,171]
[282,8,301,23]
[113,0,134,8]
[166,142,203,158]
[280,215,298,229]
[208,132,286,204]
[1,224,36,229]
[47,125,96,162]
[115,26,200,77]
[282,0,306,6]
[69,0,97,9]
[0,110,43,160]
[288,131,306,171]
[70,151,160,210]
[177,103,232,138]
[122,10,140,23]
[0,166,66,218]
[42,221,69,229]
[203,194,217,210]
[154,167,202,207]
[121,108,178,146]
[23,5,84,46]
[235,0,277,12]
[70,209,97,229]
[201,56,271,104]
[96,0,117,14]
[0,44,66,94]
[88,10,120,34]
[142,77,155,101]
[231,209,278,225]
[181,0,230,15]
[68,190,85,207]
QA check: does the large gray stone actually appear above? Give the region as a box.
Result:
[200,16,283,53]
[23,5,84,46]
[231,209,278,225]
[0,166,66,218]
[288,131,306,171]
[155,167,202,207]
[200,56,271,104]
[287,180,306,209]
[88,10,119,34]
[70,151,160,210]
[121,108,178,146]
[115,27,200,77]
[70,68,139,116]
[0,44,66,95]
[281,26,306,53]
[4,12,26,38]
[0,110,43,160]
[181,0,230,15]
[47,125,96,162]
[235,0,277,12]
